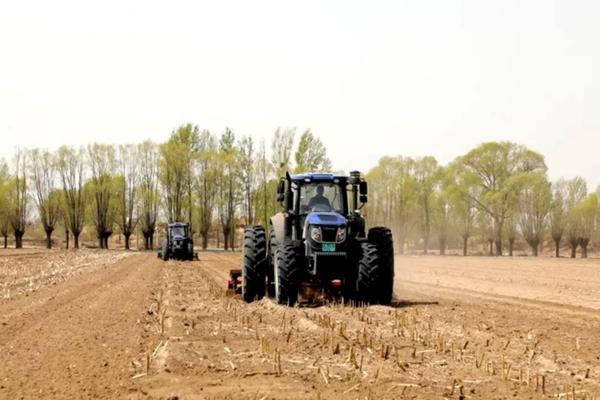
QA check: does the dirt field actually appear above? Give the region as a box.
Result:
[2,251,600,399]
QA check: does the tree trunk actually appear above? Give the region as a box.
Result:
[554,238,560,258]
[488,239,494,256]
[3,235,7,249]
[74,232,80,249]
[462,236,468,256]
[423,234,429,255]
[508,238,515,256]
[65,230,69,249]
[201,233,208,250]
[124,233,131,250]
[45,228,53,249]
[14,231,23,249]
[580,238,590,258]
[531,241,539,257]
[439,237,446,255]
[223,231,230,251]
[495,239,502,256]
[570,242,577,258]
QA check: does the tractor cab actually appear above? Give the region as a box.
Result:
[275,171,368,244]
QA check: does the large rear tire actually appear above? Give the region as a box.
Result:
[266,229,276,298]
[187,241,194,261]
[356,242,384,304]
[242,226,267,303]
[368,227,394,305]
[274,243,299,306]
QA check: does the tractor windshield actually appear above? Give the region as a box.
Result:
[299,183,345,214]
[170,226,187,237]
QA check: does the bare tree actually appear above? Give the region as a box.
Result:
[116,145,138,250]
[138,141,160,250]
[29,149,61,248]
[9,150,28,248]
[57,146,86,249]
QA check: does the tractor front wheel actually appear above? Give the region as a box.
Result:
[242,226,267,303]
[274,244,299,306]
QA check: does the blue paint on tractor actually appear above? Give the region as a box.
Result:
[306,212,346,227]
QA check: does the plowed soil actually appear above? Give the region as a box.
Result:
[2,250,600,399]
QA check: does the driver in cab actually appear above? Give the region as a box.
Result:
[308,185,331,210]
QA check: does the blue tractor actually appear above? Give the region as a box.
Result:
[241,171,394,306]
[158,222,196,261]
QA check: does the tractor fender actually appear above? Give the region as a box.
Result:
[270,212,286,244]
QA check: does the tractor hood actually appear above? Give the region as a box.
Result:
[306,211,346,226]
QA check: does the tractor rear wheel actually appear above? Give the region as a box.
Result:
[161,240,169,261]
[356,242,384,304]
[242,226,267,303]
[187,241,194,261]
[274,243,299,306]
[368,227,394,305]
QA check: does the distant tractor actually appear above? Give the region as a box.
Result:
[158,222,196,261]
[241,171,394,306]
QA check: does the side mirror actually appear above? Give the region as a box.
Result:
[277,179,285,203]
[359,181,368,196]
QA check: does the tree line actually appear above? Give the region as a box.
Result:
[0,124,331,250]
[1,133,597,257]
[367,141,598,258]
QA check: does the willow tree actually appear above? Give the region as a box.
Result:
[160,125,200,226]
[0,160,10,248]
[9,151,28,248]
[29,149,61,248]
[367,156,417,254]
[432,167,452,255]
[57,146,87,248]
[238,135,256,225]
[460,142,546,256]
[217,128,239,250]
[138,141,160,250]
[447,162,476,256]
[549,179,569,257]
[88,144,116,249]
[517,173,552,256]
[564,177,587,258]
[271,127,295,177]
[115,145,138,250]
[413,156,439,254]
[197,130,218,249]
[574,193,598,258]
[294,129,331,172]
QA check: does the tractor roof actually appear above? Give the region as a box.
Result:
[288,172,348,183]
[168,222,189,227]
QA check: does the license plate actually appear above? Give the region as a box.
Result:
[322,243,336,252]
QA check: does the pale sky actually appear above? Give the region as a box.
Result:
[1,1,599,187]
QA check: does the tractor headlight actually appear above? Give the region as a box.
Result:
[310,226,322,242]
[336,227,346,243]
